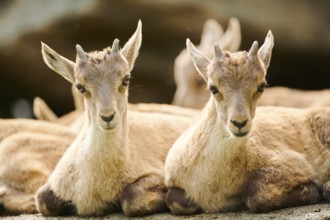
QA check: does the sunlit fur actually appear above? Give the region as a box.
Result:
[0,119,76,214]
[258,86,330,108]
[36,21,194,217]
[33,97,198,133]
[165,31,330,214]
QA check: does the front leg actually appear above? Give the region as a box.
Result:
[166,187,201,215]
[0,185,37,215]
[35,183,76,216]
[243,162,323,213]
[322,181,330,201]
[120,174,168,217]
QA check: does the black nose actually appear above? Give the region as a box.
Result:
[231,119,248,129]
[101,113,115,123]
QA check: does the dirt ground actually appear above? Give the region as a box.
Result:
[2,203,330,220]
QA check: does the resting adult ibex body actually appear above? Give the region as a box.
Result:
[0,119,76,215]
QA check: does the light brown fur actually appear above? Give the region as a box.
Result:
[258,87,330,108]
[33,97,198,133]
[0,119,76,142]
[0,120,76,215]
[165,32,330,214]
[33,87,84,132]
[36,21,193,217]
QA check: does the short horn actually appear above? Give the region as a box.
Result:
[112,39,120,53]
[248,41,259,57]
[214,43,223,59]
[76,44,88,61]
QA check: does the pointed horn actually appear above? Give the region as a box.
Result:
[248,41,259,57]
[111,39,120,53]
[76,44,88,61]
[214,43,223,59]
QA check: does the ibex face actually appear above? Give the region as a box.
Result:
[41,21,142,131]
[74,42,130,131]
[208,49,267,137]
[187,31,274,137]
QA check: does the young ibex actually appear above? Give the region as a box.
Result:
[165,31,330,214]
[36,21,193,217]
[172,18,241,108]
[0,119,76,214]
[172,19,330,109]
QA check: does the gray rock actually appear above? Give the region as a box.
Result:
[3,203,330,220]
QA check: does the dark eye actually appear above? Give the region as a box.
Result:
[76,84,87,94]
[209,85,219,95]
[257,82,268,93]
[122,75,131,86]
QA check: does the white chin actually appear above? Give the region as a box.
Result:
[99,124,116,131]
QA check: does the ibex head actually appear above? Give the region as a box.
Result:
[41,21,142,131]
[186,31,274,137]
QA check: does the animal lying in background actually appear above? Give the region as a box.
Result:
[171,18,330,109]
[33,85,84,132]
[0,119,76,215]
[36,21,194,217]
[172,18,241,108]
[33,97,198,133]
[258,86,330,108]
[165,31,330,215]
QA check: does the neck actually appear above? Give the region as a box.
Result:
[82,102,128,158]
[198,98,246,155]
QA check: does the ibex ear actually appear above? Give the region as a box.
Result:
[200,19,223,48]
[33,97,58,122]
[121,20,142,71]
[219,17,241,52]
[186,38,211,81]
[41,42,75,83]
[258,31,274,70]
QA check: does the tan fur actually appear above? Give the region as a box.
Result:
[33,97,198,132]
[0,119,77,141]
[0,120,76,214]
[172,19,330,110]
[33,86,84,132]
[172,18,241,108]
[165,32,330,214]
[36,21,193,217]
[258,86,330,108]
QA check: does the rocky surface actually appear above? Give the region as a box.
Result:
[0,0,329,117]
[2,203,330,220]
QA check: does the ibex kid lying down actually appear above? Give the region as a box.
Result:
[165,31,330,214]
[36,21,193,217]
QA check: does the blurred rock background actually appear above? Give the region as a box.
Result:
[0,0,329,118]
